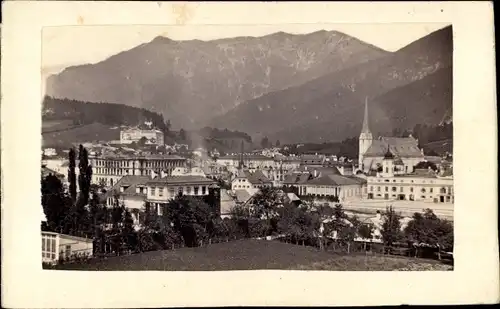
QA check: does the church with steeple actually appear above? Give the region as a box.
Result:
[358,97,424,174]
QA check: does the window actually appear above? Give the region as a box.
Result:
[194,186,199,195]
[430,188,433,193]
[421,196,426,199]
[385,187,388,192]
[410,187,414,192]
[392,187,397,192]
[202,186,207,195]
[158,187,164,197]
[370,186,373,192]
[151,187,156,196]
[400,187,404,192]
[385,167,388,173]
[186,186,192,194]
[377,186,381,192]
[421,188,426,193]
[168,187,175,196]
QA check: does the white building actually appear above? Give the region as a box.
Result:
[145,175,217,215]
[41,231,93,265]
[231,169,273,197]
[120,128,165,146]
[89,153,186,187]
[364,149,454,204]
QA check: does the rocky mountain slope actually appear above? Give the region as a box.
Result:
[210,26,453,143]
[45,30,388,129]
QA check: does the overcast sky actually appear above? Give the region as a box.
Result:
[42,23,450,76]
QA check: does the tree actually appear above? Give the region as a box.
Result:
[249,187,283,236]
[165,119,172,133]
[167,195,213,247]
[381,206,403,251]
[415,161,438,171]
[179,128,187,141]
[68,148,77,202]
[41,174,71,233]
[78,144,92,207]
[357,222,375,251]
[261,136,269,149]
[138,136,148,146]
[404,209,454,258]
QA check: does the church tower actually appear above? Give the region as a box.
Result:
[359,97,373,170]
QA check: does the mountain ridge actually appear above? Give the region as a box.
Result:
[45,29,390,128]
[210,26,453,143]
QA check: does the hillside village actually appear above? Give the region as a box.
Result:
[40,26,454,271]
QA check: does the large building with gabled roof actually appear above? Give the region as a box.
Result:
[358,98,424,174]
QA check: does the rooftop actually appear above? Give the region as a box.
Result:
[236,170,272,184]
[146,175,216,185]
[105,175,150,198]
[306,174,367,186]
[365,136,423,158]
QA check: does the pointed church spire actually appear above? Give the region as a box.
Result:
[361,96,371,134]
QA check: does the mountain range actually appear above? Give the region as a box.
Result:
[45,26,452,144]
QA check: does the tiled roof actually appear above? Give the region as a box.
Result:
[234,189,252,203]
[41,167,64,178]
[147,175,216,185]
[90,153,186,160]
[243,170,272,184]
[283,172,311,185]
[306,174,366,186]
[364,137,423,158]
[106,175,150,198]
[219,154,271,161]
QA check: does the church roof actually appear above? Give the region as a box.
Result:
[364,137,423,158]
[383,147,395,160]
[361,97,371,134]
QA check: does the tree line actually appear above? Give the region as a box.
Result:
[42,96,170,133]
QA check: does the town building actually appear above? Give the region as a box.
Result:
[120,127,165,146]
[217,153,301,185]
[104,175,150,218]
[231,169,273,197]
[89,153,186,187]
[283,166,366,202]
[145,175,218,216]
[358,98,424,174]
[364,148,454,203]
[41,231,93,265]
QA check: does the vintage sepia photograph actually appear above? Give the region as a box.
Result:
[39,23,455,272]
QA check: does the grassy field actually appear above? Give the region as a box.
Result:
[50,239,452,271]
